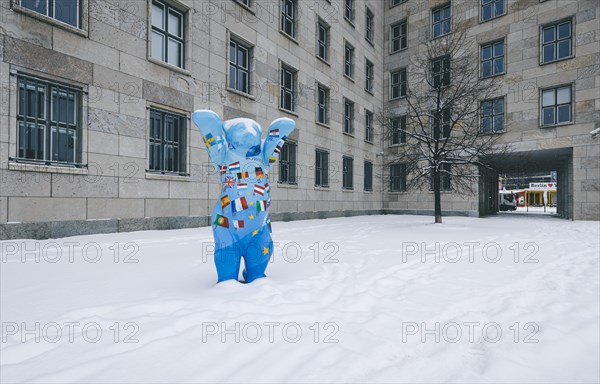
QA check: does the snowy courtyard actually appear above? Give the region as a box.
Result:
[1,215,599,383]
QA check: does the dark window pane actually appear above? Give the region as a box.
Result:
[558,22,570,39]
[54,0,80,27]
[543,45,555,62]
[543,107,555,125]
[558,40,571,58]
[543,26,555,43]
[557,105,570,123]
[22,0,47,15]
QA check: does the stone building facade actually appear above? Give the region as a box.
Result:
[0,0,598,239]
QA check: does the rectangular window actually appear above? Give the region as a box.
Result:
[391,0,407,7]
[151,0,185,68]
[20,0,82,28]
[148,108,187,174]
[344,43,354,78]
[17,75,81,165]
[236,0,251,7]
[391,116,407,145]
[430,163,451,191]
[433,108,451,139]
[390,68,407,100]
[279,141,297,184]
[280,64,296,112]
[345,0,354,23]
[431,55,450,88]
[480,97,505,133]
[365,110,374,143]
[365,59,374,93]
[366,8,374,43]
[390,164,406,192]
[229,38,251,94]
[315,149,329,187]
[364,161,373,191]
[317,84,329,125]
[480,40,505,77]
[541,85,572,126]
[541,19,572,64]
[481,0,505,22]
[317,19,330,61]
[432,3,451,38]
[390,20,407,53]
[343,156,354,189]
[281,0,296,38]
[344,99,354,135]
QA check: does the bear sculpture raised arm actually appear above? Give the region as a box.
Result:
[192,110,296,283]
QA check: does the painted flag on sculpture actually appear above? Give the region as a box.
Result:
[269,129,280,138]
[219,165,227,175]
[214,214,229,228]
[265,183,270,194]
[224,176,236,188]
[231,197,249,213]
[237,171,249,179]
[237,183,247,194]
[215,136,224,150]
[254,185,265,196]
[255,167,264,178]
[229,162,241,173]
[269,156,277,163]
[233,220,245,230]
[203,133,215,147]
[256,200,267,212]
[220,195,230,209]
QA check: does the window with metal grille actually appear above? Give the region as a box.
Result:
[391,116,407,145]
[279,141,297,184]
[431,55,450,88]
[344,99,354,135]
[317,19,330,61]
[151,0,185,68]
[480,98,505,133]
[280,64,296,112]
[16,75,81,165]
[541,85,572,126]
[433,108,451,139]
[20,0,82,28]
[390,68,406,99]
[365,110,374,143]
[229,38,251,94]
[390,164,406,192]
[541,19,572,64]
[432,3,451,38]
[481,0,505,22]
[344,43,354,78]
[148,108,187,174]
[365,59,374,93]
[364,161,373,191]
[481,40,505,78]
[391,20,407,53]
[343,156,354,189]
[315,149,329,187]
[366,8,374,42]
[281,0,296,38]
[317,84,329,125]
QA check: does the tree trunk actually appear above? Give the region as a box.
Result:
[434,169,443,223]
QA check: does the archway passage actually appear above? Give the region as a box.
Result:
[479,148,573,219]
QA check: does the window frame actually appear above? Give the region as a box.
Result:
[317,83,330,126]
[390,68,407,100]
[317,18,330,63]
[390,115,407,146]
[430,163,451,191]
[344,0,354,24]
[390,19,408,53]
[480,97,505,134]
[228,36,253,96]
[315,149,330,187]
[343,98,355,136]
[281,0,297,39]
[365,7,375,44]
[150,0,187,70]
[431,54,451,88]
[344,42,355,79]
[364,160,373,191]
[540,18,574,65]
[280,63,297,113]
[480,0,506,23]
[12,0,87,33]
[540,84,573,127]
[390,0,408,8]
[365,59,374,93]
[432,108,451,140]
[365,110,374,143]
[431,2,452,39]
[390,163,407,192]
[147,107,188,176]
[342,156,354,190]
[480,39,505,78]
[279,140,297,185]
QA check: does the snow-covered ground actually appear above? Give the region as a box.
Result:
[1,215,599,383]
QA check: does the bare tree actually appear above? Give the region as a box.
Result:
[377,22,511,223]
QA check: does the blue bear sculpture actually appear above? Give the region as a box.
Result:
[192,110,296,283]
